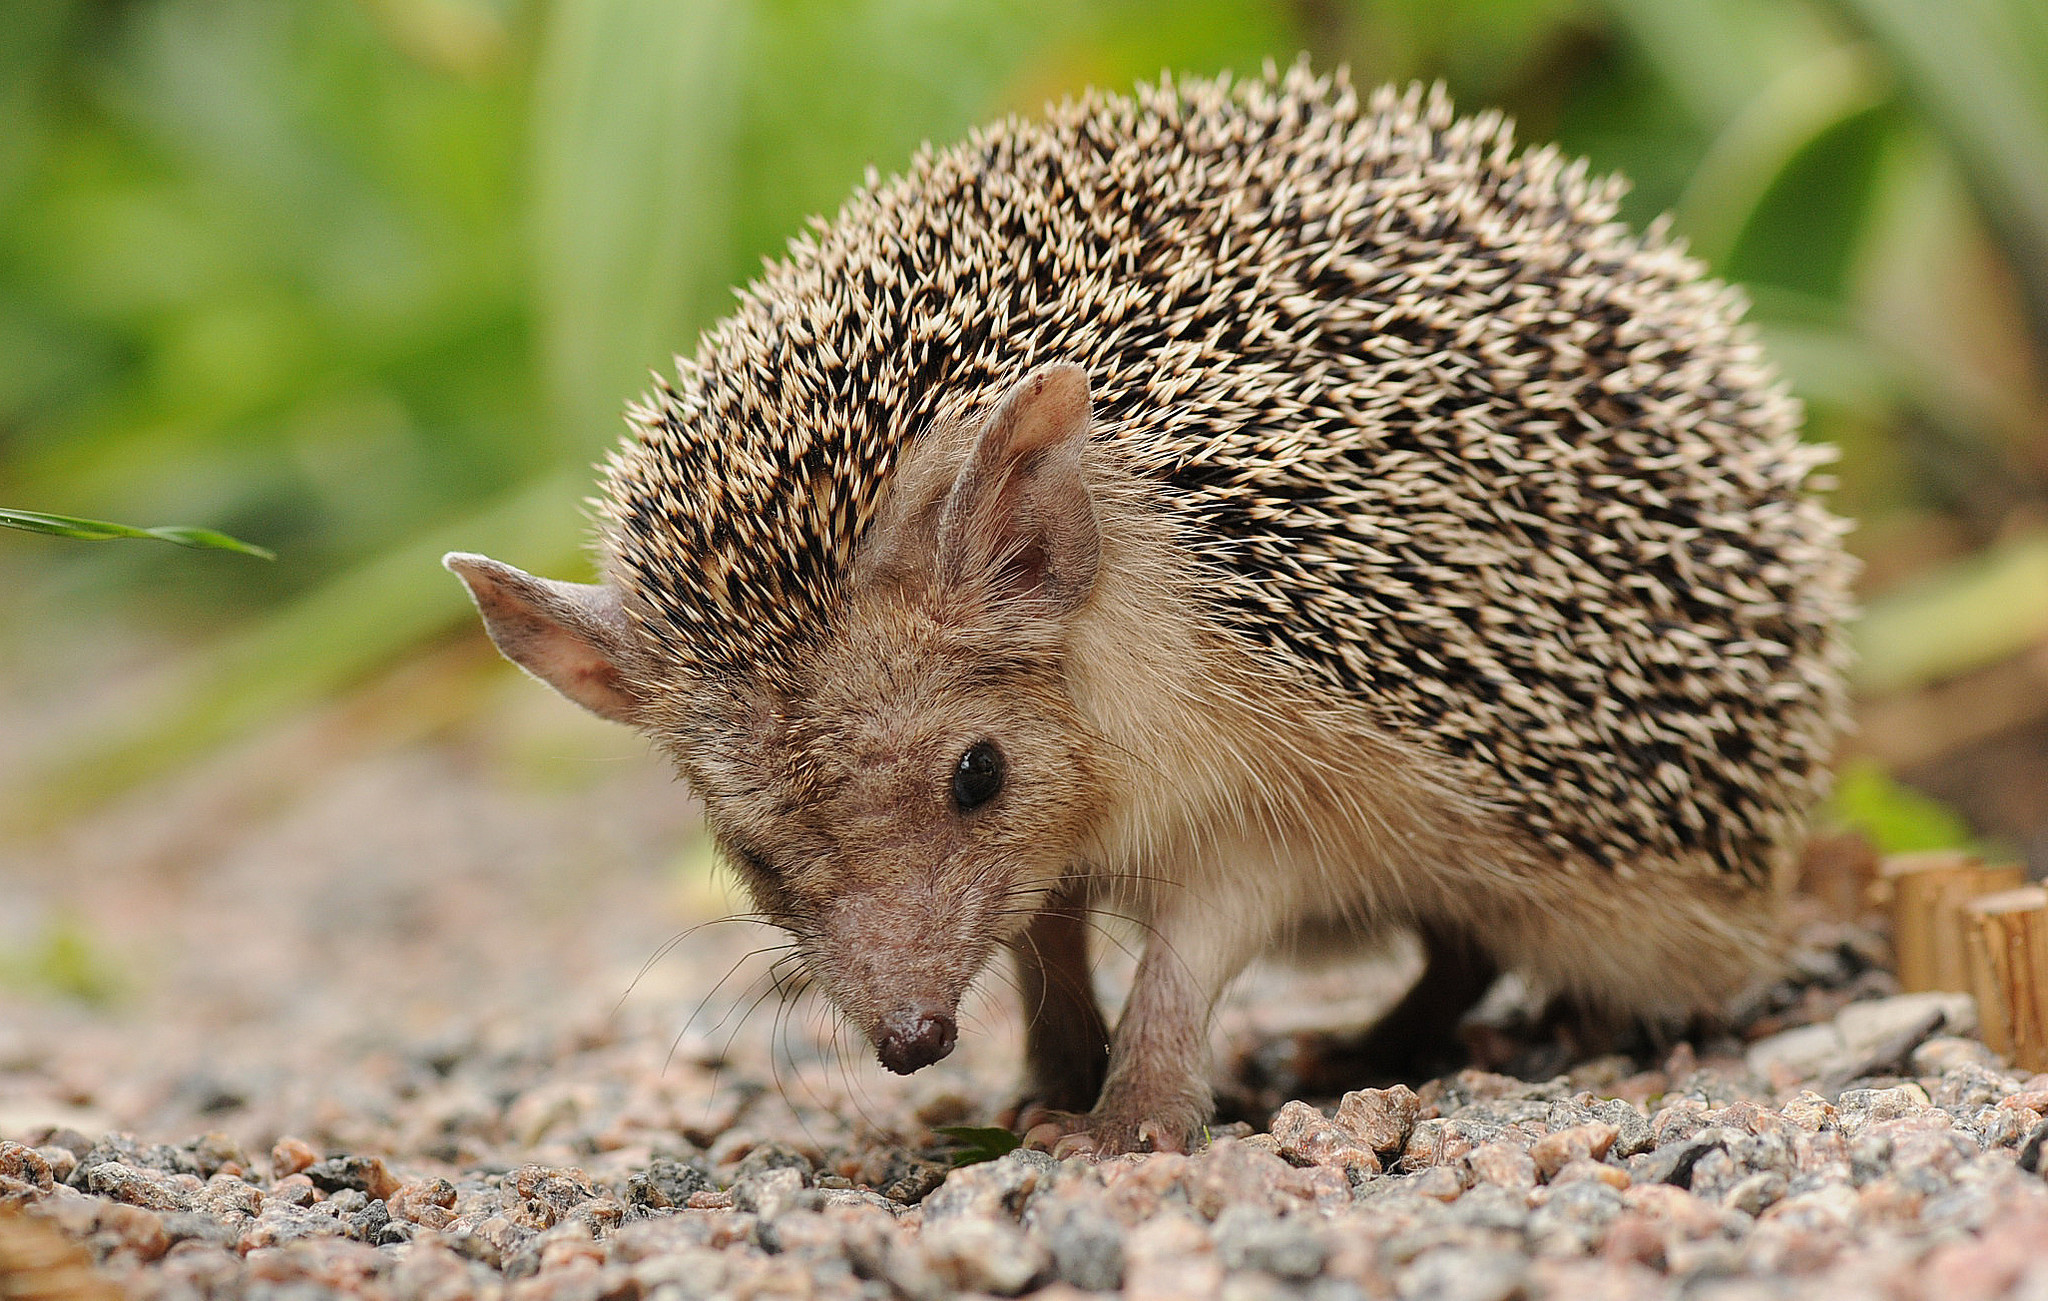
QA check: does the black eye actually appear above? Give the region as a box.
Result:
[952,741,1005,812]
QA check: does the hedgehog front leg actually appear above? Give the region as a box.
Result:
[1029,891,1270,1156]
[1008,899,1111,1115]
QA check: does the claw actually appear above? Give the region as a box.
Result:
[1052,1131,1101,1160]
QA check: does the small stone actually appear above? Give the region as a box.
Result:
[269,1174,318,1207]
[1410,1167,1465,1202]
[1270,1101,1380,1174]
[270,1138,319,1178]
[186,1134,248,1180]
[96,1202,171,1262]
[730,1140,813,1183]
[624,1157,712,1210]
[1464,1141,1537,1192]
[343,1198,392,1244]
[882,1157,948,1206]
[1448,1184,1531,1231]
[1911,1036,1999,1076]
[1395,1246,1526,1301]
[1527,1180,1624,1258]
[1745,1023,1844,1082]
[1401,1117,1486,1170]
[1211,1205,1327,1281]
[920,1216,1048,1295]
[1722,1171,1787,1215]
[1648,1101,1710,1148]
[0,1143,55,1205]
[1781,1091,1837,1132]
[1589,1100,1653,1158]
[33,1147,78,1186]
[1550,1159,1628,1190]
[2001,1091,2048,1116]
[1032,1199,1125,1291]
[922,1149,1056,1221]
[327,1188,369,1214]
[730,1167,812,1221]
[193,1173,263,1221]
[388,1178,458,1228]
[2017,1119,2048,1174]
[1530,1123,1618,1180]
[303,1155,400,1202]
[1835,1084,1931,1135]
[81,1161,197,1212]
[1837,992,1975,1051]
[1335,1085,1423,1154]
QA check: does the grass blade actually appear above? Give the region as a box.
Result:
[1827,0,2048,334]
[1854,528,2048,696]
[0,508,274,559]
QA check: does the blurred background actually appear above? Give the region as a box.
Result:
[2,0,2046,1016]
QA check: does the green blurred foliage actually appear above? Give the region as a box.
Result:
[936,1124,1025,1166]
[1827,759,1983,856]
[1,0,2044,824]
[0,912,124,1005]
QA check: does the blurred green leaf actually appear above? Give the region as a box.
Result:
[530,0,746,448]
[937,1124,1024,1166]
[1829,0,2048,331]
[1720,100,1895,301]
[1676,43,1885,270]
[1601,0,1834,126]
[0,914,124,1006]
[1853,528,2048,695]
[0,507,274,558]
[1826,758,1976,854]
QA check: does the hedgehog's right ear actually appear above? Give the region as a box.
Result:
[443,553,643,724]
[932,363,1101,612]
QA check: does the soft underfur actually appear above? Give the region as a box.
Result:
[447,63,1852,1153]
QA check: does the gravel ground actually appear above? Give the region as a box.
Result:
[5,664,2048,1300]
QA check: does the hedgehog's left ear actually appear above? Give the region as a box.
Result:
[443,553,644,724]
[933,363,1100,612]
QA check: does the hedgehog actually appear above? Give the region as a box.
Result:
[446,63,1853,1154]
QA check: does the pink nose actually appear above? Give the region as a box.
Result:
[875,1008,958,1074]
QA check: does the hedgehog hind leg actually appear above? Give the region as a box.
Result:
[1289,925,1500,1091]
[1004,900,1112,1118]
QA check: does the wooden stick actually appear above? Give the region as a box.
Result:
[1880,851,1975,991]
[1964,887,2048,1073]
[1880,852,2023,993]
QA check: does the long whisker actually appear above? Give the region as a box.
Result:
[666,942,796,1075]
[765,963,829,1154]
[616,913,781,1019]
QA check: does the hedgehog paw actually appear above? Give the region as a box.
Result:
[1020,1106,1198,1157]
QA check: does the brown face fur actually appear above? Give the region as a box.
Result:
[680,580,1102,1065]
[449,364,1111,1076]
[658,364,1109,1069]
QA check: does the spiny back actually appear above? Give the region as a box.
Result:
[599,63,1853,882]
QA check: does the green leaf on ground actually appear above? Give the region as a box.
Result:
[0,508,273,559]
[936,1125,1024,1167]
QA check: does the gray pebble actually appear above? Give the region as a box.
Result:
[1591,1099,1654,1157]
[1212,1205,1328,1281]
[1394,1246,1527,1301]
[1031,1199,1125,1291]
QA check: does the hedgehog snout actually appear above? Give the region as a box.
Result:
[874,1005,958,1074]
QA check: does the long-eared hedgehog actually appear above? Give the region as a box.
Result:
[447,63,1853,1153]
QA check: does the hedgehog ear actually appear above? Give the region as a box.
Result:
[444,553,643,724]
[934,363,1100,612]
